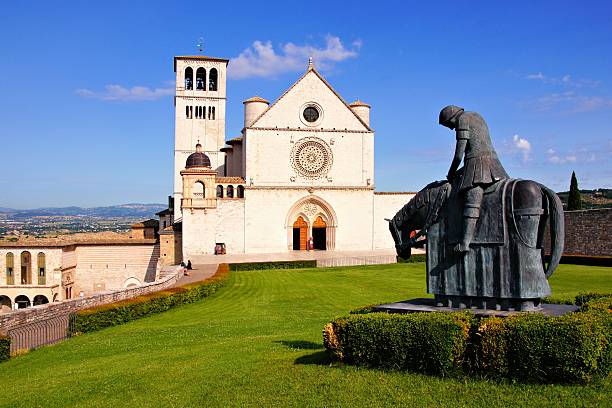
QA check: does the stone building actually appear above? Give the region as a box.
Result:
[171,56,414,260]
[0,237,159,311]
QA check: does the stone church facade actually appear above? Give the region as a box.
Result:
[172,55,414,260]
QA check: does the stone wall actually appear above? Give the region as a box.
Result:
[0,266,182,334]
[544,208,611,257]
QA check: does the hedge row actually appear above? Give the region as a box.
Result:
[324,312,473,376]
[397,254,426,263]
[69,264,230,335]
[228,260,316,271]
[0,336,10,362]
[324,293,612,383]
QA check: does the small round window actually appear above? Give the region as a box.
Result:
[303,106,320,123]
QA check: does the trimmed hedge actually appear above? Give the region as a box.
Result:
[397,254,426,263]
[69,264,230,335]
[324,312,473,376]
[0,336,10,362]
[229,260,316,271]
[325,292,612,383]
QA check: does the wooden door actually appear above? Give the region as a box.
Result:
[293,216,308,250]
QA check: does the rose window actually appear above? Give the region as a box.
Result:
[291,138,333,179]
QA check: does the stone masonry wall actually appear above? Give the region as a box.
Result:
[544,208,611,257]
[0,266,182,333]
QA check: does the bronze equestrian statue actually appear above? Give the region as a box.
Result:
[389,106,564,311]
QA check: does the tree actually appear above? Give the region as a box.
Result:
[568,171,582,210]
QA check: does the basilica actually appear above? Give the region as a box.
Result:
[167,55,413,261]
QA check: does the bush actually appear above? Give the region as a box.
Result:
[575,292,612,306]
[0,336,10,362]
[396,253,426,263]
[327,301,612,383]
[69,264,230,335]
[324,312,472,376]
[229,260,316,271]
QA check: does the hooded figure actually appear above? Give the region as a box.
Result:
[439,105,509,252]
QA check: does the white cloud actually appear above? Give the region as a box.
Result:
[525,72,599,87]
[512,134,531,162]
[524,91,612,113]
[546,148,590,164]
[228,35,360,79]
[75,84,174,101]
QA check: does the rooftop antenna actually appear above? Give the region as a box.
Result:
[197,37,205,54]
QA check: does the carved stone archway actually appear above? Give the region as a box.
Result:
[286,195,337,251]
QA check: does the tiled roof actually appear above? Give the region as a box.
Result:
[226,136,243,144]
[243,96,269,104]
[349,100,370,108]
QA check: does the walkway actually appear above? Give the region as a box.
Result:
[172,248,426,287]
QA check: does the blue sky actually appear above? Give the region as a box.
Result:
[1,0,610,209]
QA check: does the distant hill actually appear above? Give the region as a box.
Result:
[0,203,167,219]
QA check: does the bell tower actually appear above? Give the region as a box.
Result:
[173,55,229,218]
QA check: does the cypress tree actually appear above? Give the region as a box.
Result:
[568,171,582,210]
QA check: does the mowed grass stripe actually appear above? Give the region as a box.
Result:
[0,263,610,407]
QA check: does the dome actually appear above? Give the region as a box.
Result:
[185,144,211,168]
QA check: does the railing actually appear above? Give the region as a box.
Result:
[7,314,75,353]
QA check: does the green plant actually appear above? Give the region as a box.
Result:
[568,171,582,210]
[69,264,230,335]
[228,260,317,271]
[325,312,472,376]
[396,253,426,263]
[0,335,10,362]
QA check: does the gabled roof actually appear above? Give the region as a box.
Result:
[248,66,372,132]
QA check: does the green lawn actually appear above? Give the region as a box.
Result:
[0,263,610,407]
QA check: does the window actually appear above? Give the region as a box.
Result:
[237,185,244,198]
[208,106,216,120]
[20,251,31,285]
[226,185,234,198]
[303,106,319,122]
[209,68,218,91]
[196,68,206,90]
[37,252,46,285]
[5,252,14,285]
[216,185,224,198]
[193,181,205,198]
[184,67,193,90]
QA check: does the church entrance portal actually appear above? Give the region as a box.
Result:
[292,216,308,250]
[312,216,327,250]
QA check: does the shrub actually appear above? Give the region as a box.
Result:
[69,264,230,335]
[396,254,426,263]
[229,260,316,271]
[0,336,10,362]
[575,292,612,306]
[476,312,611,383]
[324,312,472,376]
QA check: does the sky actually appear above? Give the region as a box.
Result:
[0,0,611,209]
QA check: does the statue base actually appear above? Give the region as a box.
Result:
[372,298,578,317]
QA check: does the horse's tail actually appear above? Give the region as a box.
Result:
[541,184,565,278]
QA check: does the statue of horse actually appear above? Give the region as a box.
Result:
[388,173,564,311]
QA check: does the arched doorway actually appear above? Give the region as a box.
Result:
[20,251,32,285]
[33,295,49,306]
[0,295,11,312]
[14,295,31,309]
[292,216,308,250]
[312,216,327,250]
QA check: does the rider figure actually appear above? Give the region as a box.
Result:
[439,105,509,253]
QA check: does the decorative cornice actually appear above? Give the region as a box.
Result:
[246,127,372,134]
[247,185,374,191]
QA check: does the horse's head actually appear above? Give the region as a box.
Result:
[388,179,452,259]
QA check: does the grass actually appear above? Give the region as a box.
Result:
[0,263,610,407]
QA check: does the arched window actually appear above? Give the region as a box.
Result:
[193,181,205,198]
[15,295,31,309]
[33,295,49,306]
[226,185,234,198]
[237,185,245,198]
[212,107,216,120]
[184,67,193,90]
[37,252,46,285]
[209,68,218,91]
[196,68,206,90]
[0,295,11,311]
[216,185,224,198]
[5,252,14,285]
[20,251,31,285]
